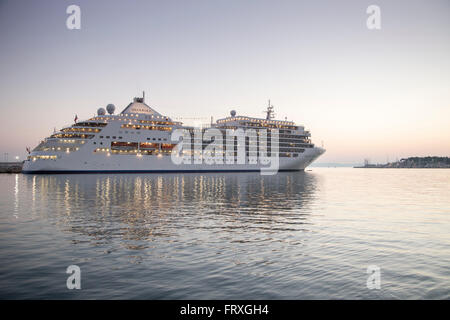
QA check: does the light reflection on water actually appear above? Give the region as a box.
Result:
[0,169,449,299]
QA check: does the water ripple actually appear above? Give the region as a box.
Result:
[0,169,449,299]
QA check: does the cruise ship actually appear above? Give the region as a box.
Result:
[22,95,325,173]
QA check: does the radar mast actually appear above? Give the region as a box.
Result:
[265,100,275,120]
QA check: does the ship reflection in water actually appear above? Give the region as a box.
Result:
[1,172,323,299]
[28,173,317,249]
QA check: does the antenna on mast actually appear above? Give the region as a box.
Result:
[264,99,275,120]
[143,91,145,102]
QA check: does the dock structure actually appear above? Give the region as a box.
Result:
[0,162,23,173]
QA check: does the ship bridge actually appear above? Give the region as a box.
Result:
[120,97,162,116]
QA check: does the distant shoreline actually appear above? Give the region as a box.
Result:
[354,166,449,169]
[354,157,450,169]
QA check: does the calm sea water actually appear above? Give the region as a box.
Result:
[0,168,449,299]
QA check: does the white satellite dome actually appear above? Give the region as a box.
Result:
[97,107,106,115]
[230,110,236,117]
[106,104,115,115]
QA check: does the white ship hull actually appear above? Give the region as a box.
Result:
[23,147,325,173]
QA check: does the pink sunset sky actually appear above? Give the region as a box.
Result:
[0,0,449,164]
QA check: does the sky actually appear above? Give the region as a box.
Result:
[0,0,449,163]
